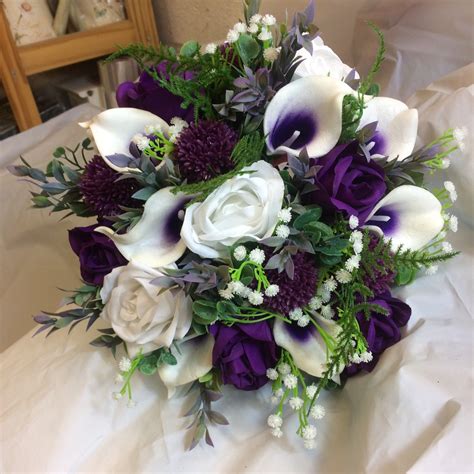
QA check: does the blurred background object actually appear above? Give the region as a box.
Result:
[3,0,56,46]
[98,58,140,108]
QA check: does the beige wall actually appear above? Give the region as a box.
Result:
[152,0,366,65]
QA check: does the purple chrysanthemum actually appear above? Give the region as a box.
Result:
[174,120,237,183]
[363,234,396,295]
[264,252,318,315]
[79,155,140,218]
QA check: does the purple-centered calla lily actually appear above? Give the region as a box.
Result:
[273,314,342,381]
[95,187,189,268]
[79,108,169,173]
[363,185,444,250]
[263,75,354,158]
[358,96,418,161]
[158,334,214,398]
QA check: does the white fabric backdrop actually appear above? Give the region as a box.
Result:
[1,1,473,472]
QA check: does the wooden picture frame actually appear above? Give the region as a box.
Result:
[0,0,159,132]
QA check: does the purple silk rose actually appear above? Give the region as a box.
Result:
[305,141,386,223]
[210,321,279,391]
[345,292,412,377]
[116,62,194,123]
[69,225,127,286]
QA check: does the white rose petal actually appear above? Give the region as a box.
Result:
[293,36,358,82]
[180,161,284,258]
[100,262,193,358]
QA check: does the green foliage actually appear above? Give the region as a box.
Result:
[358,22,386,96]
[391,244,459,285]
[380,129,460,190]
[339,94,365,144]
[235,34,261,65]
[108,43,237,121]
[180,40,200,58]
[291,207,350,265]
[8,140,95,218]
[185,374,227,450]
[107,206,144,232]
[138,348,177,375]
[34,283,104,338]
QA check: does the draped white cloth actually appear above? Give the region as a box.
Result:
[1,1,473,472]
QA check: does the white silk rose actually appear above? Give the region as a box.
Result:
[180,160,285,258]
[100,261,192,357]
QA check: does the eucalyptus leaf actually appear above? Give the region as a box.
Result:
[236,34,260,64]
[180,40,199,58]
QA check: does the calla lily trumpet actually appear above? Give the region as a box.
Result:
[358,97,418,161]
[95,187,189,268]
[364,185,444,250]
[158,334,214,398]
[79,107,169,173]
[263,75,354,158]
[293,36,358,82]
[273,315,343,380]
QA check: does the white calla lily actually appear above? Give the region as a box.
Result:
[364,185,444,250]
[95,187,189,267]
[273,315,342,380]
[358,96,418,161]
[264,75,354,158]
[79,107,169,172]
[293,36,358,81]
[158,334,214,398]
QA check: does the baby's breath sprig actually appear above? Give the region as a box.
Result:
[222,246,280,306]
[112,351,144,407]
[266,351,326,449]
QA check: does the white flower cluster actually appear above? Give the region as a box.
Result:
[220,246,279,305]
[113,357,137,408]
[289,307,310,327]
[266,365,326,449]
[226,13,276,45]
[444,181,457,202]
[144,122,164,135]
[204,42,217,54]
[263,47,281,62]
[448,214,458,233]
[349,351,373,364]
[453,126,467,153]
[168,117,188,143]
[349,215,359,230]
[274,207,292,239]
[131,133,150,151]
[308,295,334,320]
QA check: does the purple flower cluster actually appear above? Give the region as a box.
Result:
[69,225,126,285]
[79,155,140,218]
[345,292,411,376]
[175,120,238,183]
[210,321,278,391]
[305,141,386,223]
[116,62,194,123]
[263,252,318,315]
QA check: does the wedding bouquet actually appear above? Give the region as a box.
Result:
[10,0,463,450]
